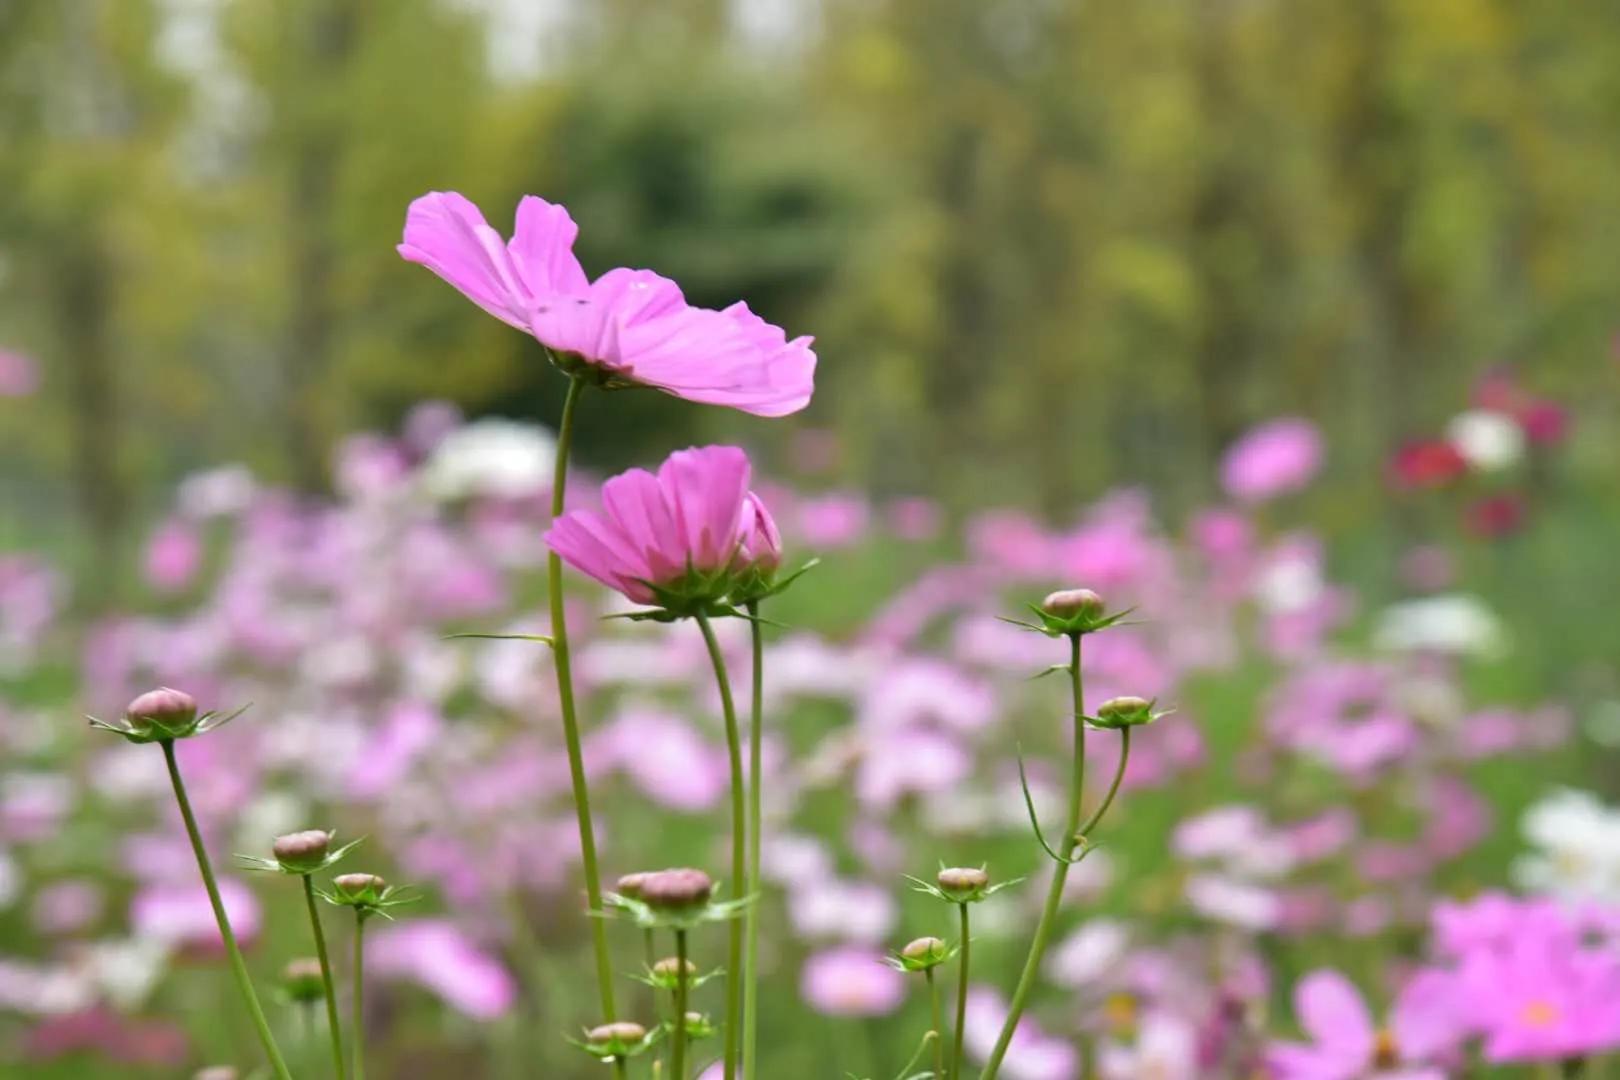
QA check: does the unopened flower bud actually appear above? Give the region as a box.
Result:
[589,1021,648,1045]
[902,936,946,962]
[125,687,198,738]
[1042,589,1103,620]
[194,1069,238,1080]
[652,957,698,980]
[936,867,989,902]
[895,935,952,972]
[616,872,650,900]
[1093,695,1158,729]
[639,868,713,912]
[937,867,987,891]
[333,872,387,906]
[272,830,332,874]
[282,957,325,1004]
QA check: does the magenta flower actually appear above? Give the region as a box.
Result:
[1221,418,1324,503]
[799,946,905,1017]
[1268,969,1449,1080]
[399,192,814,416]
[544,445,782,611]
[367,919,517,1021]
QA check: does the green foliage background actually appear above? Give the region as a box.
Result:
[2,0,1619,561]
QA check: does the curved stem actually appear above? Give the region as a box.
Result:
[161,740,292,1080]
[927,969,947,1080]
[695,611,745,1080]
[672,929,690,1080]
[980,633,1085,1080]
[304,874,347,1080]
[744,600,764,1080]
[352,915,367,1080]
[952,903,970,1080]
[547,375,618,1022]
[1078,727,1130,842]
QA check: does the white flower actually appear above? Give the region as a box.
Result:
[1373,594,1507,657]
[1045,918,1129,988]
[1254,558,1322,614]
[421,418,556,501]
[1447,410,1524,472]
[1513,788,1620,902]
[1184,873,1280,931]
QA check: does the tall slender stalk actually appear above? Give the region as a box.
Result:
[672,929,691,1080]
[695,611,746,1080]
[927,969,947,1080]
[161,740,292,1080]
[980,632,1086,1079]
[953,903,970,1080]
[352,915,367,1080]
[743,600,765,1079]
[303,874,347,1080]
[547,374,618,1022]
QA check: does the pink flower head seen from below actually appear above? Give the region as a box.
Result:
[544,445,785,614]
[399,192,815,416]
[1221,418,1324,504]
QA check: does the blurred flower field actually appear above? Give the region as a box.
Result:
[2,360,1618,1076]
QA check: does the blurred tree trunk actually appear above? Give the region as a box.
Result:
[54,232,125,605]
[281,0,357,492]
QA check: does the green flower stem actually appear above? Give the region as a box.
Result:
[953,902,970,1080]
[547,374,618,1023]
[160,740,292,1080]
[744,601,765,1079]
[672,929,690,1080]
[303,874,347,1080]
[695,610,746,1080]
[352,915,367,1080]
[1079,727,1131,841]
[980,633,1086,1080]
[927,969,947,1080]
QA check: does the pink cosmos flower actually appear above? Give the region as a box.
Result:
[399,192,814,416]
[1221,418,1324,503]
[368,919,517,1021]
[143,520,203,593]
[1268,970,1449,1080]
[799,946,906,1017]
[544,445,779,607]
[0,349,38,397]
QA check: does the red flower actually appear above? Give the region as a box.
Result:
[1391,440,1469,489]
[1465,494,1527,538]
[1517,401,1571,447]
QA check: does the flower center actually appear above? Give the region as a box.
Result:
[1521,1000,1560,1028]
[1372,1029,1399,1068]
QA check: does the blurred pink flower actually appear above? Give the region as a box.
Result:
[545,445,775,605]
[1267,969,1447,1080]
[399,192,814,416]
[799,946,905,1017]
[963,986,1079,1080]
[131,878,261,954]
[1221,418,1323,503]
[0,349,38,397]
[788,878,896,944]
[24,1008,187,1067]
[368,919,517,1021]
[143,520,203,593]
[887,496,943,541]
[795,492,870,548]
[592,707,727,811]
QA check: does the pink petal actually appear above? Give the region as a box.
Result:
[398,192,530,329]
[507,195,589,297]
[1296,970,1376,1059]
